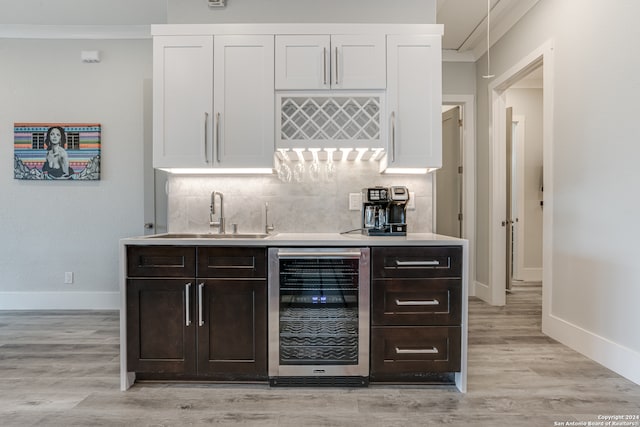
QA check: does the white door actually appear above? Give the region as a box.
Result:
[385,35,442,169]
[505,107,514,291]
[153,35,213,168]
[436,106,462,237]
[213,35,275,168]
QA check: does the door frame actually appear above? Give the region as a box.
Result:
[442,94,476,297]
[485,39,554,316]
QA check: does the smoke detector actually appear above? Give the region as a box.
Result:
[208,0,225,7]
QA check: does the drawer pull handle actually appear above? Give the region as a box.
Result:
[185,283,192,326]
[395,347,439,355]
[396,260,440,267]
[395,299,439,306]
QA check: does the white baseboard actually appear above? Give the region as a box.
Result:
[514,267,542,282]
[0,292,120,310]
[544,313,640,386]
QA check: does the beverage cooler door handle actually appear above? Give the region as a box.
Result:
[198,283,205,326]
[278,250,363,259]
[395,346,439,355]
[395,299,439,306]
[395,260,440,267]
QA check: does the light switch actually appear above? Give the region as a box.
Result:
[408,192,416,210]
[349,193,362,210]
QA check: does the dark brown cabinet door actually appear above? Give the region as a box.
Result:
[126,278,197,376]
[196,279,267,380]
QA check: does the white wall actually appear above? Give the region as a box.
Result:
[167,0,435,24]
[0,38,152,309]
[0,0,166,24]
[475,0,640,383]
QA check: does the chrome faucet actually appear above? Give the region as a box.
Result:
[264,202,275,234]
[209,191,225,234]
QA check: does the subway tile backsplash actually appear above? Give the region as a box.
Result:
[167,161,433,234]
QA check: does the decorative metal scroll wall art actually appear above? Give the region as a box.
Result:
[14,123,101,181]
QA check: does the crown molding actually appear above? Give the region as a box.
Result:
[0,24,151,39]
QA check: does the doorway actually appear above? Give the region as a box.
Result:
[483,40,554,316]
[505,78,544,299]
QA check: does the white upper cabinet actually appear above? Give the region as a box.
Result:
[213,35,274,168]
[153,35,213,168]
[153,34,274,169]
[382,34,442,171]
[275,34,386,90]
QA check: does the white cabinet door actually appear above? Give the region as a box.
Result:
[213,35,275,168]
[275,35,329,90]
[275,35,386,90]
[153,36,213,168]
[384,35,442,170]
[331,34,386,89]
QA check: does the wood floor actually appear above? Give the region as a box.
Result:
[1,284,639,426]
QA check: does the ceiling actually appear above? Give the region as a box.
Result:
[436,0,540,61]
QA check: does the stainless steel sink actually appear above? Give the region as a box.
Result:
[145,233,272,239]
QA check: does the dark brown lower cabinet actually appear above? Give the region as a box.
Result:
[126,246,267,382]
[370,246,463,384]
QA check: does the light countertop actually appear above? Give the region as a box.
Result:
[121,232,466,247]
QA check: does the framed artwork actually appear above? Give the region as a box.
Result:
[14,123,101,180]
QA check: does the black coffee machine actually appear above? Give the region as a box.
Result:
[361,186,409,236]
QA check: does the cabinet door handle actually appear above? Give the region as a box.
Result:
[395,346,439,355]
[203,112,209,164]
[198,282,204,327]
[334,46,339,85]
[395,260,440,267]
[185,283,192,326]
[391,111,396,163]
[215,112,221,163]
[395,299,439,306]
[323,47,327,86]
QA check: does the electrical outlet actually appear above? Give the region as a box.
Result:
[64,272,74,284]
[348,193,362,211]
[408,192,416,210]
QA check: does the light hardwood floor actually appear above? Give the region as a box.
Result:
[1,285,639,426]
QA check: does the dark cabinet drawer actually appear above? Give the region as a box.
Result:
[370,326,461,379]
[127,246,196,278]
[371,246,462,279]
[372,278,461,326]
[197,247,266,279]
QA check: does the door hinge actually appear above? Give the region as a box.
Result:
[458,166,463,174]
[458,119,463,127]
[458,213,463,221]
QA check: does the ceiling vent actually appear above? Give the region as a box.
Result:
[208,0,225,7]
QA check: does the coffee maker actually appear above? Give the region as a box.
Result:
[361,186,409,236]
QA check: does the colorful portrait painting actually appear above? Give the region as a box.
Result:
[14,123,101,180]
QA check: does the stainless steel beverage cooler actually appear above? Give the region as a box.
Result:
[268,248,370,386]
